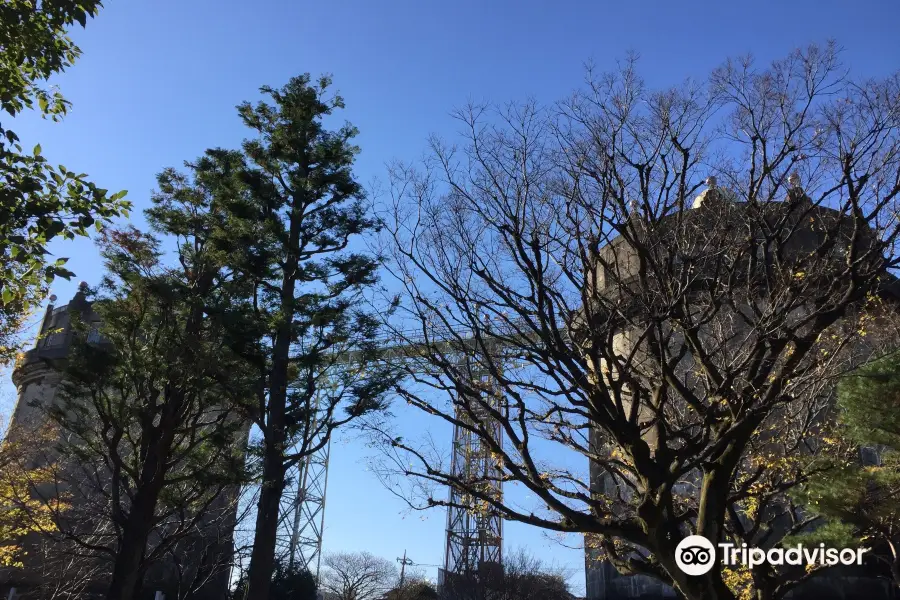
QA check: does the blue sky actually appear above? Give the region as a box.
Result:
[3,0,899,592]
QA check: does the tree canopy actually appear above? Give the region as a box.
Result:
[373,43,900,600]
[206,74,398,599]
[0,0,129,364]
[320,551,398,600]
[37,163,256,600]
[794,351,900,588]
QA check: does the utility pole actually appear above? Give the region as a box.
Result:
[397,550,414,590]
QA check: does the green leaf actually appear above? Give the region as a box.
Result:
[0,0,118,366]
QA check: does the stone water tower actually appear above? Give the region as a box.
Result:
[582,178,900,600]
[1,283,103,598]
[7,284,100,437]
[1,283,237,600]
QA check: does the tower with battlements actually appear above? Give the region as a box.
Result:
[582,179,900,600]
[1,284,238,600]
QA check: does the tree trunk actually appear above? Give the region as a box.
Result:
[245,198,300,597]
[680,578,736,600]
[753,575,776,600]
[245,316,292,598]
[105,481,164,600]
[892,558,900,590]
[888,539,900,589]
[657,544,736,600]
[105,297,208,600]
[246,447,287,599]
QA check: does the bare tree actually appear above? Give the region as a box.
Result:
[320,551,399,600]
[374,43,900,600]
[383,577,438,600]
[439,548,573,600]
[22,537,107,600]
[381,566,437,600]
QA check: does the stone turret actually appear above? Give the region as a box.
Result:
[2,284,105,598]
[8,283,100,440]
[2,284,237,600]
[582,177,900,600]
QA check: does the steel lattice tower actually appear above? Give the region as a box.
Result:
[279,441,331,575]
[442,362,505,580]
[269,337,509,583]
[274,390,332,577]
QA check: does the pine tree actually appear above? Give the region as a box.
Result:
[794,351,900,587]
[208,74,397,599]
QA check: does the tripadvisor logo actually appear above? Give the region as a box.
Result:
[675,536,716,576]
[675,535,868,576]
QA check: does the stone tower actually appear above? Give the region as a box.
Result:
[7,284,100,436]
[582,179,900,600]
[1,284,104,598]
[1,284,238,600]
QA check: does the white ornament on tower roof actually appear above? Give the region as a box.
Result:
[693,176,724,209]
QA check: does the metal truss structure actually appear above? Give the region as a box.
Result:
[442,360,505,578]
[274,391,332,577]
[272,334,508,582]
[277,440,331,575]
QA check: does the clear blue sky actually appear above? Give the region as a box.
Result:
[3,0,899,593]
